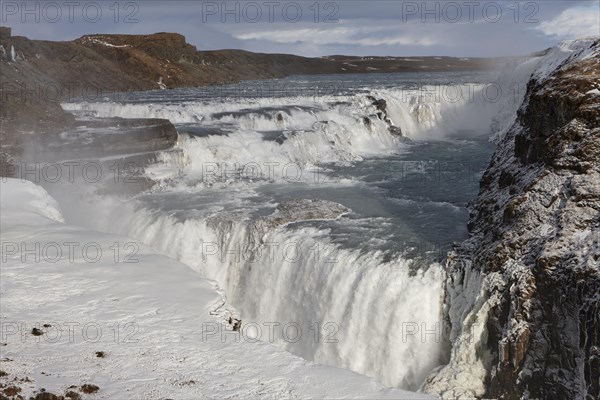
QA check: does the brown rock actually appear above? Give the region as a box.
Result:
[64,391,81,400]
[31,328,43,336]
[3,386,20,396]
[80,384,99,394]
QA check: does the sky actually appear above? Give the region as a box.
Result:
[2,0,599,57]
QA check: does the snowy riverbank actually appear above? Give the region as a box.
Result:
[0,178,433,399]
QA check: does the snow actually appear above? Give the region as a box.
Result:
[157,76,167,90]
[490,37,600,141]
[87,38,130,48]
[532,38,599,81]
[0,179,431,399]
[540,224,554,236]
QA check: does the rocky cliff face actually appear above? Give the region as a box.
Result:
[424,39,600,399]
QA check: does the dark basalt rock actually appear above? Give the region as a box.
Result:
[364,96,404,137]
[228,317,242,332]
[388,126,403,136]
[31,328,43,336]
[64,391,81,400]
[34,392,63,400]
[80,384,99,394]
[372,99,387,113]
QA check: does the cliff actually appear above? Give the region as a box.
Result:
[424,38,600,399]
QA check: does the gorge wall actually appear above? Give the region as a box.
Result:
[425,39,600,399]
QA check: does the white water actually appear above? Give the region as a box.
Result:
[54,73,512,391]
[74,194,444,390]
[63,82,503,186]
[38,40,599,397]
[63,83,500,137]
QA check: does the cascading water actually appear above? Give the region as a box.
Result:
[84,192,445,390]
[54,71,508,391]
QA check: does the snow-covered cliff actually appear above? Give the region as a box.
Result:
[424,38,600,399]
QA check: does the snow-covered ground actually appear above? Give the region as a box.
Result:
[0,178,433,399]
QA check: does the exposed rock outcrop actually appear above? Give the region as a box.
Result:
[424,39,600,399]
[365,95,407,139]
[257,199,350,231]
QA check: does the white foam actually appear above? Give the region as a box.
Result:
[79,198,446,391]
[54,73,524,392]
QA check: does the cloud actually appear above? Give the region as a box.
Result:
[535,3,600,39]
[6,0,595,57]
[234,24,437,47]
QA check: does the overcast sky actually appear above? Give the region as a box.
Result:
[3,1,599,57]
